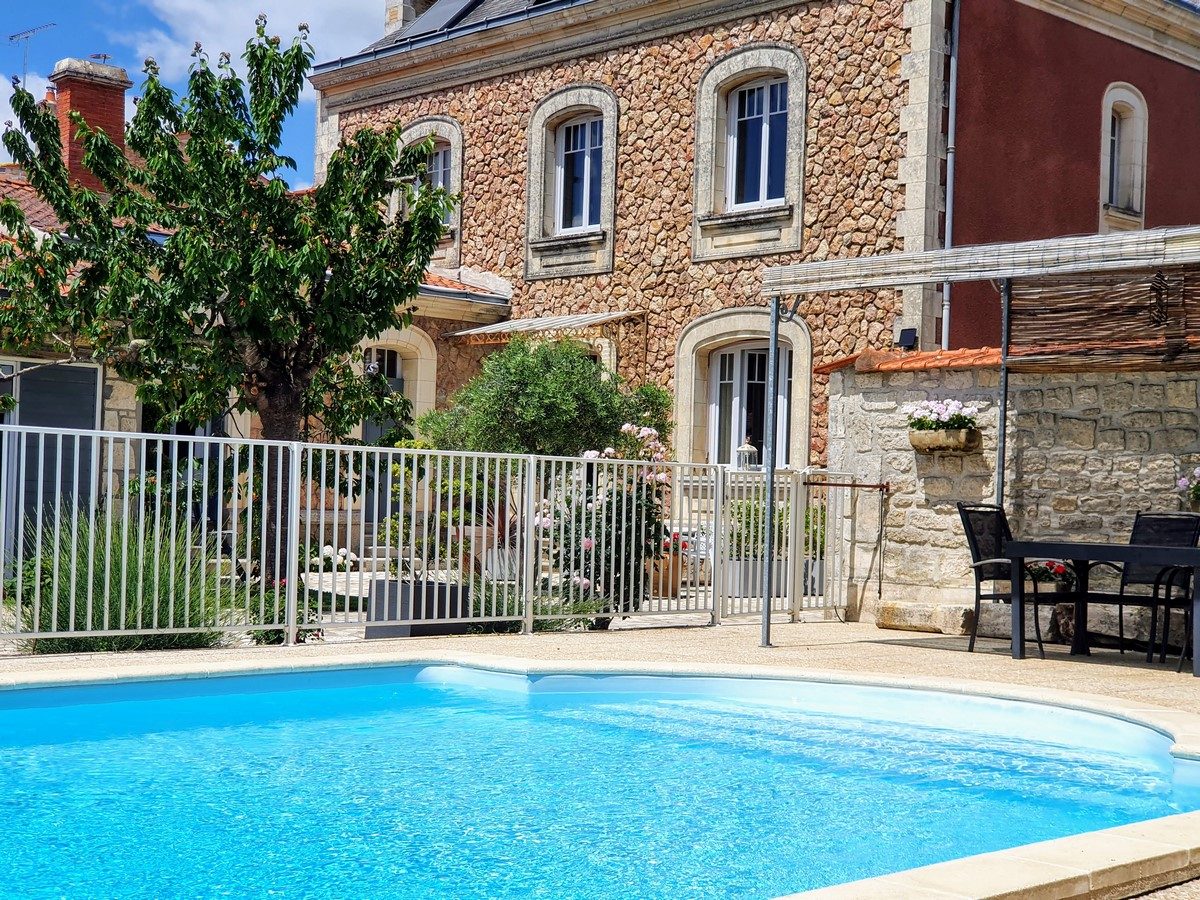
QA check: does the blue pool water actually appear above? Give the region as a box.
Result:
[1,665,1198,899]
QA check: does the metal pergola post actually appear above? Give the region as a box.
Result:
[761,294,782,648]
[995,277,1012,507]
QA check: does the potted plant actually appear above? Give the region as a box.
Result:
[801,505,826,596]
[726,496,788,598]
[904,398,982,453]
[1178,468,1200,512]
[648,532,688,598]
[1026,559,1075,594]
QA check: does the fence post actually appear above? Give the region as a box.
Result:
[283,441,302,646]
[790,469,808,622]
[521,455,537,635]
[710,465,725,625]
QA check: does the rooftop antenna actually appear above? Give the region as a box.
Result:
[8,22,57,88]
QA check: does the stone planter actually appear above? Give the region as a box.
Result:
[482,547,521,581]
[908,428,982,454]
[725,558,788,598]
[803,557,825,596]
[366,579,470,638]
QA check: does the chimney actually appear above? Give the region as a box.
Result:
[48,58,132,193]
[385,0,438,34]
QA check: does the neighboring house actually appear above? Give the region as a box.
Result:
[0,56,510,443]
[311,0,1200,466]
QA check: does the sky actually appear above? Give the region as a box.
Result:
[1,0,384,188]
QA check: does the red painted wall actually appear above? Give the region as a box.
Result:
[949,0,1200,348]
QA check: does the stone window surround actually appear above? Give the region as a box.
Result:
[673,308,812,467]
[353,325,438,441]
[1099,82,1148,235]
[692,44,807,263]
[401,116,465,268]
[525,83,619,280]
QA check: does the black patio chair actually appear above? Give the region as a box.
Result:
[1151,566,1195,672]
[957,502,1054,659]
[1086,512,1200,661]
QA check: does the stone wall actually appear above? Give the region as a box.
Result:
[827,361,1200,635]
[340,0,908,463]
[410,314,492,404]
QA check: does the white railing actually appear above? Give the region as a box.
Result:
[0,424,869,646]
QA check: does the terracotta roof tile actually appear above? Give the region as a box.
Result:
[0,169,63,232]
[815,347,1001,375]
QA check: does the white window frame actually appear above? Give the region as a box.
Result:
[707,341,792,468]
[553,113,604,235]
[1099,83,1147,233]
[427,143,453,226]
[724,76,789,213]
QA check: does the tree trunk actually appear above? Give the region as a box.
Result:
[256,382,305,603]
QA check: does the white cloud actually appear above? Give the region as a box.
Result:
[0,74,53,164]
[117,0,382,89]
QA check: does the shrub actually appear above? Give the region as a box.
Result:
[12,506,224,653]
[418,339,670,458]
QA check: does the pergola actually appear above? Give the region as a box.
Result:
[750,225,1200,646]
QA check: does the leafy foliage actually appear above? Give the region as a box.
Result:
[0,16,448,444]
[9,507,223,653]
[419,339,671,457]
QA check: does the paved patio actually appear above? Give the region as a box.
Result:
[4,617,1195,715]
[1,618,1197,898]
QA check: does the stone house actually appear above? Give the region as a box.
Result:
[312,0,1200,465]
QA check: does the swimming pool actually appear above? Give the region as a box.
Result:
[1,664,1198,899]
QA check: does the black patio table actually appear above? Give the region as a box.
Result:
[1006,540,1200,677]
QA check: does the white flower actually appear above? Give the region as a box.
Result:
[322,545,335,559]
[582,450,600,459]
[620,423,637,435]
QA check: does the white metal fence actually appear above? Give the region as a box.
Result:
[0,424,868,646]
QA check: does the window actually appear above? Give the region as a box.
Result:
[1107,112,1122,208]
[526,84,618,279]
[708,342,793,467]
[363,347,407,445]
[728,78,787,209]
[426,144,453,225]
[399,117,463,266]
[555,116,603,233]
[1099,84,1147,232]
[692,45,806,261]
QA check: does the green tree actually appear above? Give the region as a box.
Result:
[0,16,448,443]
[419,339,660,457]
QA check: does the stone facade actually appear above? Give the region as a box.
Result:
[325,0,909,464]
[827,358,1200,643]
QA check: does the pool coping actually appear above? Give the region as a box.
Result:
[2,648,1200,899]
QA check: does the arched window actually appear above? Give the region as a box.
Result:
[1099,84,1147,233]
[526,84,618,279]
[693,45,806,261]
[674,308,812,468]
[362,346,408,444]
[708,340,793,467]
[400,117,464,265]
[425,142,453,225]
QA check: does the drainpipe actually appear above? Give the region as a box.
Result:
[941,0,961,350]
